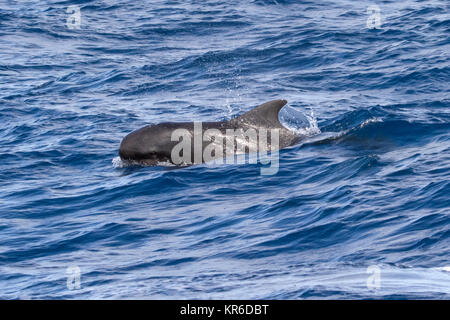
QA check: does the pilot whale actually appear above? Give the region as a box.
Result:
[119,99,300,166]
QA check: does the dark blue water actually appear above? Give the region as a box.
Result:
[1,0,449,299]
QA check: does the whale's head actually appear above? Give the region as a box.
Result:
[119,124,175,164]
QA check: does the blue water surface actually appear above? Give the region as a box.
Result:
[0,0,449,299]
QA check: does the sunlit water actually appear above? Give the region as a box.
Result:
[0,0,449,299]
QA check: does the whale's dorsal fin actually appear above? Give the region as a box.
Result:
[230,99,288,128]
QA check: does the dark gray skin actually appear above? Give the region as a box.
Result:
[119,99,300,165]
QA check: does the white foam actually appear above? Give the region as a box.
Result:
[360,117,382,128]
[112,156,176,168]
[436,266,450,272]
[112,156,126,168]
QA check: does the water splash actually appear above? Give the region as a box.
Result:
[279,106,321,137]
[112,156,176,168]
[360,117,383,128]
[112,156,125,168]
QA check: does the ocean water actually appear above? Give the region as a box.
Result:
[0,0,449,299]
